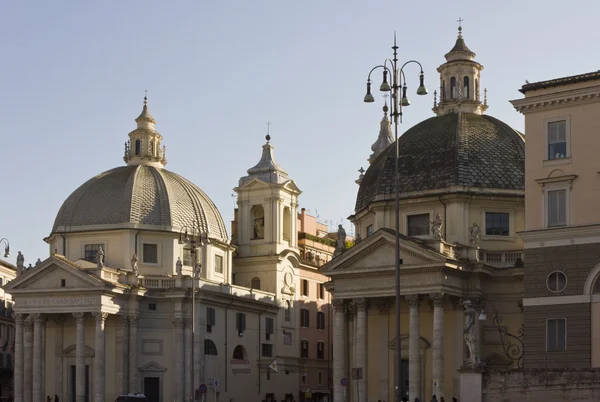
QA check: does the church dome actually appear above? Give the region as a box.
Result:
[51,98,229,242]
[355,112,525,213]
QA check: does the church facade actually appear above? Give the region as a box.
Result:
[322,28,526,402]
[4,98,329,402]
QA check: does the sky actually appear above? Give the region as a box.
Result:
[1,1,599,266]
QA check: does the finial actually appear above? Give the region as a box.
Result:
[265,121,272,142]
[433,90,438,108]
[484,88,488,106]
[144,89,148,105]
[265,134,271,142]
[382,94,389,114]
[457,17,464,37]
[358,167,365,175]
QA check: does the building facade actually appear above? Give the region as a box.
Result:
[323,27,526,402]
[0,260,16,399]
[511,71,600,368]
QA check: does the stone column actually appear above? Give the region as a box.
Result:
[173,317,185,402]
[375,298,391,401]
[195,306,205,391]
[120,316,130,393]
[53,315,65,402]
[93,312,108,402]
[407,295,421,402]
[33,314,45,402]
[129,315,139,393]
[14,314,24,402]
[332,299,346,402]
[355,298,368,402]
[431,294,445,399]
[184,318,193,402]
[74,312,86,402]
[24,316,33,402]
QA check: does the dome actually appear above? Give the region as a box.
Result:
[52,165,229,242]
[355,112,525,213]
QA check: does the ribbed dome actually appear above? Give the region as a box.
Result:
[355,113,525,213]
[52,165,229,241]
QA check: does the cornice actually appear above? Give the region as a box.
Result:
[511,85,600,114]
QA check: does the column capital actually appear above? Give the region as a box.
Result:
[73,312,85,324]
[24,315,34,328]
[332,298,346,313]
[129,314,139,326]
[93,312,109,323]
[119,315,129,326]
[406,294,421,307]
[32,313,46,324]
[346,301,357,316]
[172,317,185,328]
[354,297,368,312]
[15,313,25,324]
[182,318,193,328]
[430,293,446,307]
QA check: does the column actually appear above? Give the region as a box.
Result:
[332,299,346,402]
[74,312,86,402]
[355,298,368,402]
[431,294,445,399]
[33,314,45,402]
[195,306,205,391]
[93,312,108,402]
[14,314,24,402]
[53,316,65,402]
[172,317,185,402]
[129,315,139,393]
[375,298,391,401]
[184,318,192,402]
[24,316,33,402]
[406,295,421,402]
[120,316,130,394]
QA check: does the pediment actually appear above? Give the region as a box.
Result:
[281,179,301,194]
[63,344,95,357]
[388,335,430,350]
[238,178,271,189]
[322,229,448,274]
[5,255,107,291]
[140,361,167,372]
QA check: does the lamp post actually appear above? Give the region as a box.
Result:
[179,223,209,401]
[363,34,427,402]
[0,238,10,258]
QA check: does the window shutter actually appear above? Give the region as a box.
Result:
[306,310,310,327]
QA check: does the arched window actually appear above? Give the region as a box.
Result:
[283,207,291,241]
[204,339,218,356]
[450,77,456,99]
[442,80,446,101]
[251,205,265,239]
[251,277,261,290]
[135,140,141,155]
[463,76,470,99]
[284,300,291,322]
[232,345,247,361]
[300,340,309,358]
[149,140,154,156]
[593,277,600,293]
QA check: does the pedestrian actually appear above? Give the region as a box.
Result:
[452,398,457,402]
[54,395,60,402]
[440,397,445,402]
[431,395,438,402]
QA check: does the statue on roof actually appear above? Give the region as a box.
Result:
[16,251,25,275]
[431,213,444,240]
[176,257,183,277]
[131,253,139,276]
[96,247,105,269]
[334,225,347,256]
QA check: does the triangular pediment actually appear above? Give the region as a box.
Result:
[321,229,449,274]
[388,335,431,350]
[238,178,271,190]
[282,179,301,194]
[4,255,108,292]
[140,361,167,372]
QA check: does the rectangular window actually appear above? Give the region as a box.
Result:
[547,318,566,352]
[84,244,104,262]
[148,303,156,311]
[407,214,430,236]
[206,307,216,332]
[261,343,273,357]
[265,317,274,340]
[284,301,291,322]
[236,312,246,336]
[301,279,309,297]
[485,212,510,236]
[548,190,567,227]
[301,340,309,358]
[302,373,307,385]
[183,248,193,266]
[214,255,223,274]
[300,309,310,328]
[317,342,325,359]
[283,330,292,345]
[318,283,325,299]
[318,371,323,385]
[548,120,567,160]
[143,243,158,264]
[60,279,66,288]
[366,225,373,237]
[317,312,325,330]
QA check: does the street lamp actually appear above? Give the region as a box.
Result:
[179,223,209,401]
[363,33,427,402]
[0,238,10,258]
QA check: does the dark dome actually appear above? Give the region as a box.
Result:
[355,113,525,213]
[52,165,229,241]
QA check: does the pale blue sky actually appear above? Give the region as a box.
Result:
[1,1,599,266]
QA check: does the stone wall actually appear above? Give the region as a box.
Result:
[483,369,600,402]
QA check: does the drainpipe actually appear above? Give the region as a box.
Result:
[438,196,447,240]
[258,305,269,396]
[224,299,234,392]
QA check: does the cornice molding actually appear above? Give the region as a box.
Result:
[511,86,600,114]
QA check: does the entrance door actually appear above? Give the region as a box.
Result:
[399,359,409,400]
[143,377,160,402]
[69,365,90,402]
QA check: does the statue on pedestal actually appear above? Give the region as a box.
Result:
[463,300,480,367]
[131,253,139,276]
[431,213,444,240]
[176,257,183,277]
[334,224,346,256]
[16,251,25,275]
[96,247,105,269]
[469,223,481,247]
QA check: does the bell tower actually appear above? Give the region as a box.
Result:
[233,134,301,258]
[123,96,168,167]
[433,21,489,116]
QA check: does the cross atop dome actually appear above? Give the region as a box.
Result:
[123,96,167,167]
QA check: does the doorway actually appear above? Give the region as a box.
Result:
[69,365,90,402]
[399,359,409,400]
[143,377,160,402]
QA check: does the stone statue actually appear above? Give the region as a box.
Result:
[463,300,479,366]
[96,246,105,269]
[469,223,481,247]
[16,251,25,275]
[131,253,139,276]
[35,258,42,266]
[176,257,183,277]
[430,213,444,240]
[335,224,346,255]
[194,263,202,279]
